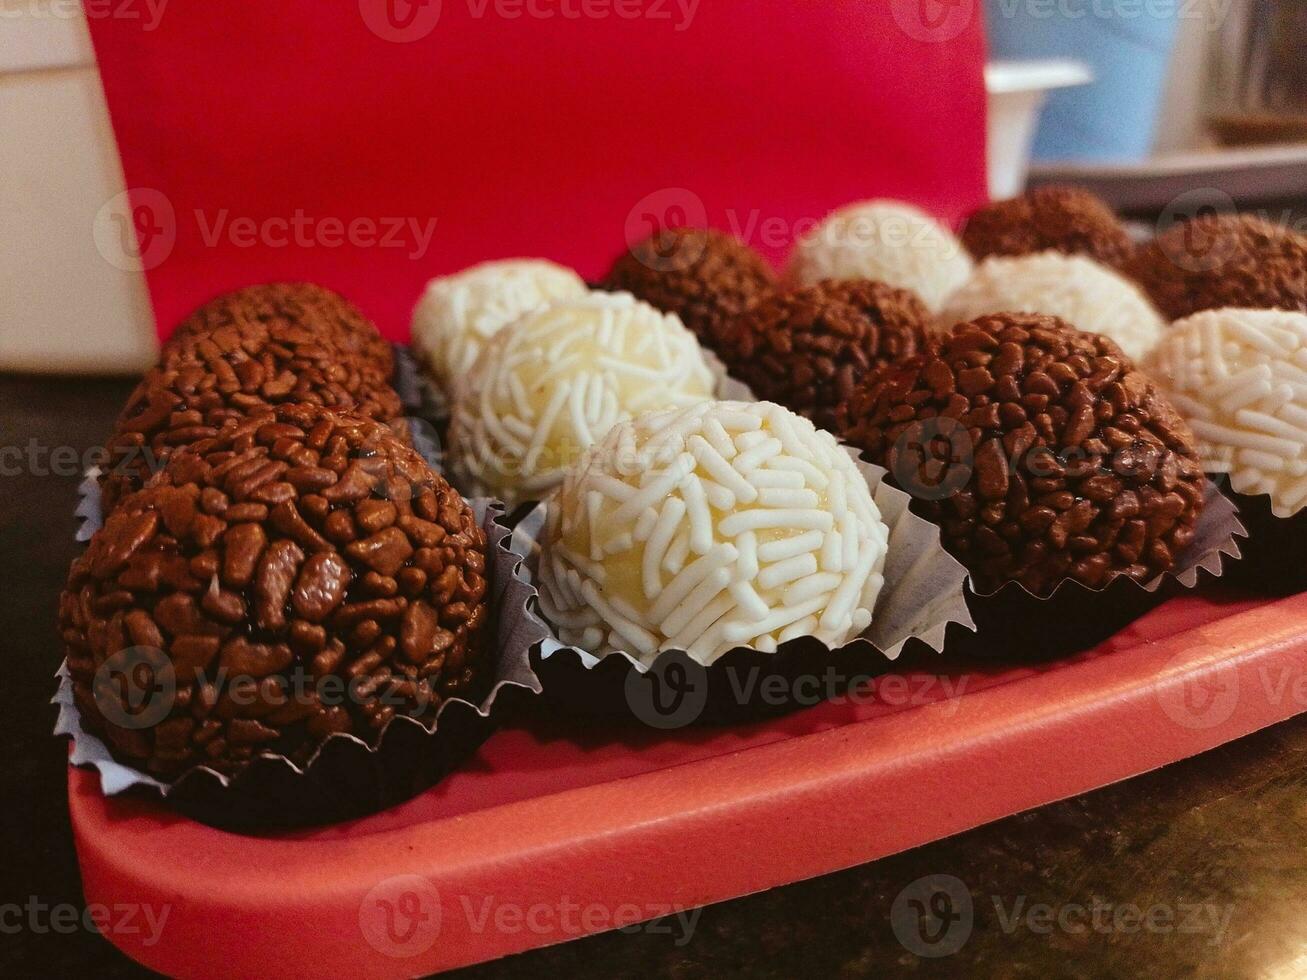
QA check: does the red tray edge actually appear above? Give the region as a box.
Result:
[72,593,1307,978]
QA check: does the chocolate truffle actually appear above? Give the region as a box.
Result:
[788,200,972,312]
[600,227,777,349]
[838,313,1206,595]
[719,278,931,431]
[171,282,394,381]
[448,292,715,506]
[938,252,1164,362]
[411,259,588,394]
[961,185,1134,269]
[1129,213,1307,321]
[538,400,889,663]
[1145,308,1307,518]
[101,316,404,512]
[60,405,489,778]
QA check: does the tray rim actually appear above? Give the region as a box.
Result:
[71,592,1307,978]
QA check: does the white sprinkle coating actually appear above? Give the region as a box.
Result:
[1145,308,1307,518]
[938,252,1166,362]
[411,258,587,393]
[538,401,891,664]
[448,292,715,506]
[786,199,972,312]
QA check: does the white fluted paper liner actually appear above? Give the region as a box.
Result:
[507,448,976,670]
[75,467,103,543]
[55,495,542,798]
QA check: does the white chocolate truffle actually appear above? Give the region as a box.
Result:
[449,292,715,506]
[788,200,972,312]
[1145,308,1307,518]
[938,252,1165,362]
[538,400,890,664]
[411,259,587,392]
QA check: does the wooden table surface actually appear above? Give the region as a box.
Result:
[7,373,1307,980]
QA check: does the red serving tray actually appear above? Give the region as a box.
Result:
[72,589,1307,977]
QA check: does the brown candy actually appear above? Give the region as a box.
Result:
[719,278,931,432]
[600,227,777,350]
[837,312,1207,596]
[961,185,1134,270]
[100,315,404,511]
[168,282,393,380]
[1128,213,1307,321]
[60,404,489,779]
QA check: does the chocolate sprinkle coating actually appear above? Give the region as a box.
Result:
[837,313,1206,595]
[61,405,489,778]
[1129,213,1307,320]
[962,185,1134,270]
[170,282,394,381]
[720,279,931,431]
[600,227,777,349]
[100,317,405,512]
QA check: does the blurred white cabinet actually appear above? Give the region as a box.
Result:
[0,1,157,374]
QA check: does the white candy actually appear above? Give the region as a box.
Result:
[538,401,891,664]
[1145,308,1307,518]
[787,200,972,312]
[448,292,715,506]
[411,259,587,392]
[938,252,1165,362]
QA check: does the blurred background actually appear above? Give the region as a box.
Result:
[3,0,1307,375]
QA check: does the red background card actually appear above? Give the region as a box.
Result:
[85,0,988,340]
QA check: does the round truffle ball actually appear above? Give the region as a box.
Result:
[60,405,489,778]
[1129,213,1307,321]
[961,185,1134,270]
[1145,308,1307,518]
[411,259,588,395]
[101,317,404,512]
[538,400,890,663]
[788,200,972,312]
[720,279,931,431]
[600,227,777,349]
[171,282,393,381]
[938,252,1165,362]
[838,313,1206,595]
[448,292,715,506]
